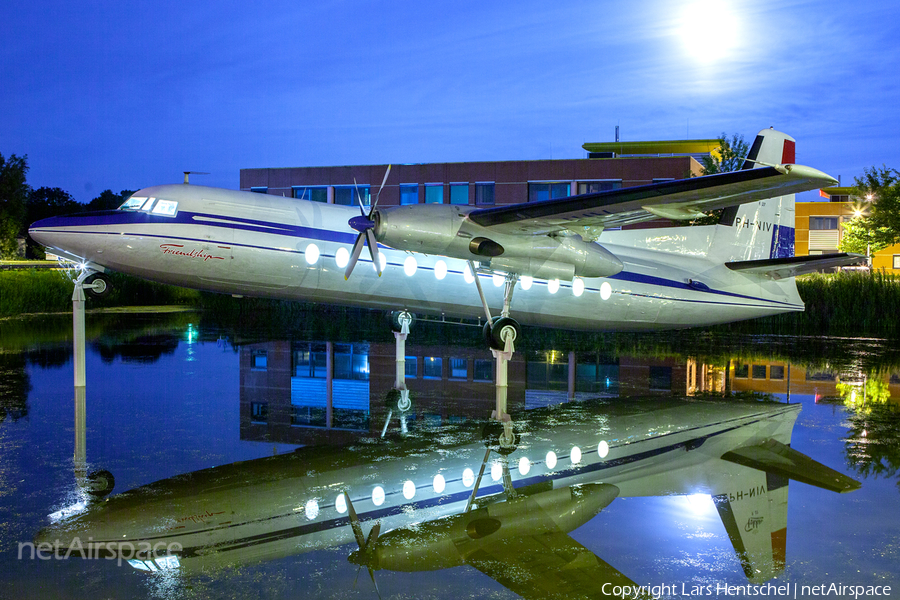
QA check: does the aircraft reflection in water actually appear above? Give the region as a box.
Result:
[36,394,859,598]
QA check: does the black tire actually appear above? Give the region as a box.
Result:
[84,273,111,299]
[85,469,115,498]
[483,316,520,350]
[481,420,518,455]
[387,310,415,333]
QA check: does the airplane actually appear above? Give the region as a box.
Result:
[28,127,864,347]
[33,396,860,599]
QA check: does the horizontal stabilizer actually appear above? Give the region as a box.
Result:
[722,439,860,493]
[725,253,867,280]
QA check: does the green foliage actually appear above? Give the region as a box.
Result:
[700,132,749,175]
[715,270,900,337]
[841,166,900,253]
[0,153,30,258]
[86,189,135,211]
[839,217,892,254]
[0,269,201,318]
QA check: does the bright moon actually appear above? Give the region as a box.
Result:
[680,1,740,63]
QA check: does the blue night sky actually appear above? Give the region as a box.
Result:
[2,0,899,202]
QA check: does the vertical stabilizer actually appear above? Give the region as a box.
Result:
[713,471,789,584]
[713,128,798,262]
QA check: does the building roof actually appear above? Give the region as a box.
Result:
[582,139,720,156]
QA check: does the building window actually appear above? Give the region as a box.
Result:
[333,343,369,380]
[893,255,900,269]
[450,183,469,205]
[752,365,767,379]
[293,186,328,203]
[250,402,268,423]
[649,366,672,391]
[734,364,749,378]
[405,356,417,378]
[250,187,268,194]
[400,184,419,205]
[475,183,495,204]
[424,357,442,379]
[810,216,839,230]
[528,182,570,202]
[577,180,622,194]
[334,185,369,207]
[474,359,493,382]
[251,350,268,371]
[293,343,328,378]
[770,365,785,380]
[425,184,443,204]
[449,358,468,380]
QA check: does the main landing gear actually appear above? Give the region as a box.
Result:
[381,311,415,438]
[469,261,521,454]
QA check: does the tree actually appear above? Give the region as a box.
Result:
[838,166,900,256]
[0,153,30,258]
[86,189,135,212]
[25,187,80,258]
[679,133,750,226]
[700,132,750,175]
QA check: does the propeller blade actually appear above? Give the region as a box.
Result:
[365,229,382,277]
[344,233,366,280]
[371,164,392,214]
[344,492,367,550]
[364,521,381,550]
[352,177,366,216]
[368,566,382,599]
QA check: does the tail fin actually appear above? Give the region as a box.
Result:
[712,128,798,262]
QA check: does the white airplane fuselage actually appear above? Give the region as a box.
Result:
[28,183,803,331]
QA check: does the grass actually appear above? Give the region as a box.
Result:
[3,268,900,338]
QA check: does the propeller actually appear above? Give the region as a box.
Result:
[344,491,382,598]
[345,164,392,280]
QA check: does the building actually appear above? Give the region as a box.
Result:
[797,186,900,271]
[239,139,717,208]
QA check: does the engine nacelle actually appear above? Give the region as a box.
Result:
[374,205,623,280]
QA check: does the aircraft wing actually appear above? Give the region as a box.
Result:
[725,253,867,280]
[464,527,639,600]
[468,165,837,236]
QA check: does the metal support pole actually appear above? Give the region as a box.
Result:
[469,261,493,324]
[72,281,87,388]
[326,341,333,428]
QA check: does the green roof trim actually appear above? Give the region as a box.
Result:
[582,139,721,155]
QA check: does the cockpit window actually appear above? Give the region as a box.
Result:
[151,199,178,216]
[118,196,178,216]
[119,196,147,210]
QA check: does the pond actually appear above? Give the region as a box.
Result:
[1,308,898,599]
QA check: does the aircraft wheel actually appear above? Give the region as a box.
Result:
[84,273,111,299]
[385,388,412,412]
[482,421,518,455]
[483,317,520,351]
[387,310,415,333]
[85,469,115,499]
